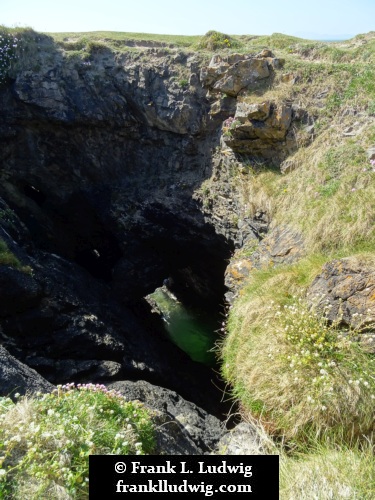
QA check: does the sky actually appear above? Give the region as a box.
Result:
[2,0,374,40]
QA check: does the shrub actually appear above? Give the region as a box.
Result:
[0,384,155,499]
[197,31,241,51]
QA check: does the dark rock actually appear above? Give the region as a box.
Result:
[0,345,54,398]
[25,357,123,383]
[0,266,42,316]
[108,380,225,454]
[0,251,228,417]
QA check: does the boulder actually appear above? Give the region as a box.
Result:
[235,101,271,122]
[108,380,225,455]
[213,59,270,96]
[308,256,375,334]
[0,266,42,316]
[200,53,277,97]
[0,345,54,398]
[223,102,294,158]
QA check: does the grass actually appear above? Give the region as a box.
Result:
[221,256,375,443]
[0,239,32,273]
[0,239,22,269]
[215,29,375,498]
[280,441,375,499]
[48,31,201,50]
[0,384,155,499]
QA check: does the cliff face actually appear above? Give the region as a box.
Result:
[0,32,305,424]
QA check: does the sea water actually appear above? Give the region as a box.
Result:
[146,286,218,366]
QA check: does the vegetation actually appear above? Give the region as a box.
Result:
[221,259,375,443]
[0,238,32,273]
[217,30,375,499]
[280,441,375,499]
[196,30,242,51]
[1,24,375,498]
[0,384,155,499]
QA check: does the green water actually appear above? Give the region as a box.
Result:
[147,287,217,366]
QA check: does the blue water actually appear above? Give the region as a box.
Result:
[147,286,217,366]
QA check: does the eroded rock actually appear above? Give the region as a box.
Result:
[225,226,304,302]
[0,345,54,398]
[200,52,280,97]
[108,380,225,454]
[308,256,375,331]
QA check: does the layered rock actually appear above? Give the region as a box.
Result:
[200,51,283,97]
[225,226,305,303]
[307,257,375,351]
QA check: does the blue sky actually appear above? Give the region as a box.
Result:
[2,0,374,39]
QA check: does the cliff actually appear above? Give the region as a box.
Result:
[0,28,374,477]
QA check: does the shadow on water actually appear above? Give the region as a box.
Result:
[146,286,219,366]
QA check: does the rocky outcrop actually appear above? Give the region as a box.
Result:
[308,257,375,351]
[0,345,54,398]
[225,226,304,303]
[200,51,283,97]
[108,380,225,454]
[222,100,313,162]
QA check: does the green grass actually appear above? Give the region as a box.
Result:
[0,239,22,269]
[0,384,155,499]
[48,30,201,49]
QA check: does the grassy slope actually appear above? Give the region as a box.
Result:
[217,32,375,499]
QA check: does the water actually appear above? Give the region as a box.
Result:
[146,286,218,366]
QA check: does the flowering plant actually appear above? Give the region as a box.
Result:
[0,31,20,84]
[0,383,155,498]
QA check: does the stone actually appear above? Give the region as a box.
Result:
[256,49,275,58]
[108,380,225,455]
[213,59,270,96]
[235,101,271,122]
[0,266,42,316]
[223,102,295,159]
[209,96,237,118]
[308,256,375,334]
[0,345,54,399]
[216,422,266,455]
[225,226,304,300]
